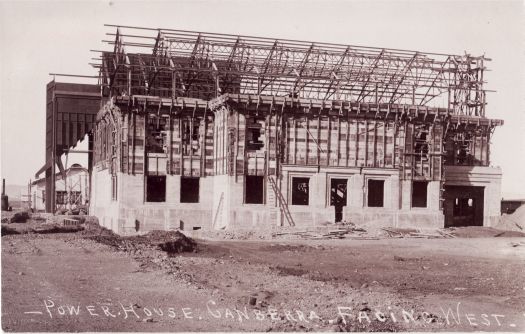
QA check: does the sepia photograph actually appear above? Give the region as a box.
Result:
[1,0,524,332]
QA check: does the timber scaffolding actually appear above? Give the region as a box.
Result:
[87,25,503,229]
[94,24,492,116]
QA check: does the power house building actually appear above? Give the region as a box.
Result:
[41,25,504,234]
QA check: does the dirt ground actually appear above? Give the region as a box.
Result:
[2,216,525,332]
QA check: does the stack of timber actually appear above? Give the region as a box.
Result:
[271,223,377,240]
[381,227,455,239]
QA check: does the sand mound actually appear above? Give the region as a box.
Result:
[496,204,525,231]
[448,226,525,238]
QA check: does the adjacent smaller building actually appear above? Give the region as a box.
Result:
[31,164,89,212]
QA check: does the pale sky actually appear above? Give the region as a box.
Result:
[1,0,524,198]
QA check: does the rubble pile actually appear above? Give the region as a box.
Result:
[8,210,31,224]
[88,228,197,255]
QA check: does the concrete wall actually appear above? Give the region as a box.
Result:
[90,166,120,232]
[91,168,214,235]
[275,166,444,229]
[92,163,506,233]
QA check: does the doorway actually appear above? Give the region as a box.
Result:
[443,185,484,227]
[330,179,347,222]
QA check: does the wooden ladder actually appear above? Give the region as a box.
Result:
[268,176,295,227]
[212,192,225,229]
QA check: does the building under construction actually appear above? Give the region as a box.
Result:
[38,25,503,234]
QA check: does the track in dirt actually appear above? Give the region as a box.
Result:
[2,225,525,332]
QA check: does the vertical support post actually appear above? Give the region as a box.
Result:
[201,113,206,177]
[354,119,358,167]
[472,129,477,165]
[265,113,270,177]
[172,70,176,99]
[336,117,341,166]
[372,121,377,167]
[167,114,172,175]
[131,112,136,175]
[364,119,369,166]
[305,116,310,164]
[87,132,93,211]
[128,68,132,97]
[401,122,407,180]
[382,120,386,168]
[234,112,239,180]
[143,111,147,203]
[285,115,289,165]
[316,115,321,166]
[327,116,331,166]
[393,122,398,168]
[179,117,184,175]
[28,180,32,211]
[48,93,57,213]
[447,87,451,112]
[292,118,297,165]
[64,154,68,210]
[189,116,194,176]
[345,116,350,167]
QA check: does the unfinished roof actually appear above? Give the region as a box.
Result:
[94,24,490,116]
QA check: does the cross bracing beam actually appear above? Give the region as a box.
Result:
[95,25,491,116]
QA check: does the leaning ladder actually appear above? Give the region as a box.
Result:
[268,176,295,227]
[212,192,225,229]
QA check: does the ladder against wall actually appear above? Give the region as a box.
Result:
[212,192,225,230]
[268,176,295,227]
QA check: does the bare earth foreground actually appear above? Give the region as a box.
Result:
[2,218,525,332]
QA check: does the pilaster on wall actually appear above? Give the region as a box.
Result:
[348,174,364,207]
[401,180,412,210]
[312,172,328,208]
[427,181,441,211]
[484,179,502,226]
[384,177,393,209]
[166,176,180,204]
[389,174,401,210]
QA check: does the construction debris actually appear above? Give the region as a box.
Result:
[8,211,31,224]
[88,227,197,255]
[271,222,370,240]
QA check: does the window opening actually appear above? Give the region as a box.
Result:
[146,175,166,202]
[367,179,384,207]
[180,177,199,203]
[291,177,309,205]
[245,175,264,204]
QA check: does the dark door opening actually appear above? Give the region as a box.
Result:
[330,178,347,222]
[443,185,484,227]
